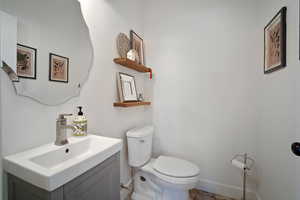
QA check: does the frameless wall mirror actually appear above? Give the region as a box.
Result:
[2,0,93,105]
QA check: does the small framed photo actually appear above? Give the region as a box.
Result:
[49,53,69,83]
[17,44,37,79]
[130,30,144,65]
[264,7,287,74]
[117,72,138,102]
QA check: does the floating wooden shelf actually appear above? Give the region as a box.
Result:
[113,102,151,107]
[114,58,152,79]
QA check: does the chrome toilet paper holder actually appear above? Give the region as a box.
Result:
[231,153,255,200]
[231,153,255,170]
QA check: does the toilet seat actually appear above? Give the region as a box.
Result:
[154,168,199,186]
[153,156,200,178]
[141,157,200,187]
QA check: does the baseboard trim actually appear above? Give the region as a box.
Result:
[197,179,258,200]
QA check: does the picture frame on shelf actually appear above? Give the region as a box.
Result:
[130,30,144,65]
[17,44,37,79]
[117,72,138,102]
[264,7,286,74]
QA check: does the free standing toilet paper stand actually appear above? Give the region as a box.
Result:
[231,153,255,200]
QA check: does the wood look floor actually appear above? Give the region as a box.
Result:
[127,189,236,200]
[189,189,237,200]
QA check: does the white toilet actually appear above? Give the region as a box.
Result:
[127,126,200,200]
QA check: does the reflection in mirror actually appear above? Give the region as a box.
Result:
[2,61,19,82]
[0,11,18,81]
[3,0,93,105]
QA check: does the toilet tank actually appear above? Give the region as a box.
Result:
[126,126,154,167]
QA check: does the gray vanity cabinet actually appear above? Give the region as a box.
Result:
[8,153,120,200]
[8,176,64,200]
[63,152,120,200]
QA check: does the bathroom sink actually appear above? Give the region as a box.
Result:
[3,135,122,191]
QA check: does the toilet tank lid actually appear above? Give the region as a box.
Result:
[126,126,154,138]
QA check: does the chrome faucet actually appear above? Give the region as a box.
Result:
[55,114,80,146]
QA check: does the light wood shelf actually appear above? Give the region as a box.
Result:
[113,102,151,107]
[113,58,152,78]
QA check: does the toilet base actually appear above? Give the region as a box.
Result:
[132,192,153,200]
[132,190,189,200]
[161,188,189,200]
[132,171,191,200]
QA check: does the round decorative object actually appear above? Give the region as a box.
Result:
[127,49,140,63]
[116,33,130,58]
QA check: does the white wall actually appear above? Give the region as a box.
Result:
[1,1,299,200]
[0,0,4,198]
[143,0,260,198]
[256,0,298,199]
[0,0,151,199]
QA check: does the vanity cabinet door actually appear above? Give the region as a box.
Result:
[63,153,120,200]
[8,153,120,200]
[8,174,63,200]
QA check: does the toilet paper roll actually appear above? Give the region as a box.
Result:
[231,159,246,169]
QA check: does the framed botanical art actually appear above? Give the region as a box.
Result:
[17,44,37,79]
[130,30,144,65]
[117,72,138,102]
[49,53,69,83]
[264,7,287,74]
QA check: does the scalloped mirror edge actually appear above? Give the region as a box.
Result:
[7,0,94,106]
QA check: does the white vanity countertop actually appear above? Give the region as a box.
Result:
[3,134,122,191]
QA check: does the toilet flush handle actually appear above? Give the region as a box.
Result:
[140,139,145,143]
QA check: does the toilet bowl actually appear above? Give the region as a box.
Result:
[127,126,200,200]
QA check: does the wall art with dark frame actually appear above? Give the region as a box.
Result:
[49,53,69,83]
[130,30,145,65]
[264,7,287,74]
[17,44,37,79]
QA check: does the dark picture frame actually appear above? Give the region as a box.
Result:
[17,44,37,79]
[49,53,69,83]
[117,72,138,102]
[130,30,144,65]
[264,7,287,74]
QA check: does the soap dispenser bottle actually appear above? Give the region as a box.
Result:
[73,106,87,136]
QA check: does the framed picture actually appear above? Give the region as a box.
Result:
[17,44,37,79]
[264,7,287,74]
[117,72,138,102]
[130,30,144,65]
[49,53,69,83]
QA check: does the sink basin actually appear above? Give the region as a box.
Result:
[3,135,122,191]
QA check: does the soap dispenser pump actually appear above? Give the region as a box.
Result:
[73,106,87,136]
